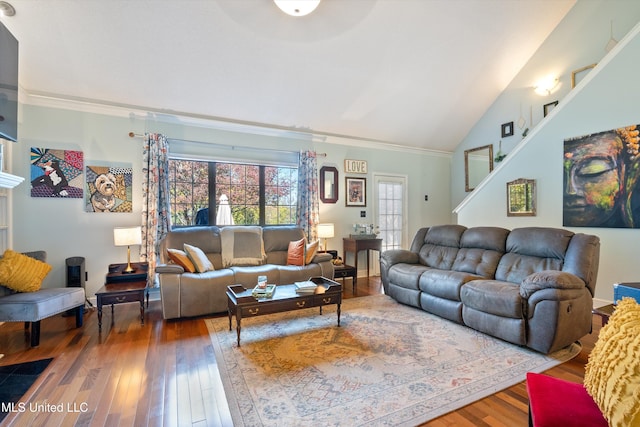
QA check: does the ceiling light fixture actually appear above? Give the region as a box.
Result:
[273,0,320,17]
[533,75,559,96]
[0,1,15,17]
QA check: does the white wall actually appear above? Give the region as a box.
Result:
[456,15,640,303]
[10,101,453,297]
[452,1,640,209]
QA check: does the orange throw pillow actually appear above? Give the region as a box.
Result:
[287,239,305,266]
[167,248,196,273]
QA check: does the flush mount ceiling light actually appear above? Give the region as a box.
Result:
[0,1,15,17]
[534,75,559,96]
[273,0,320,17]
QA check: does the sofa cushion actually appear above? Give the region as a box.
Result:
[0,250,52,293]
[287,238,305,266]
[460,280,524,319]
[419,269,482,301]
[496,253,563,284]
[167,248,196,273]
[506,227,573,259]
[584,298,640,427]
[184,244,214,273]
[388,263,430,291]
[221,226,266,267]
[305,240,319,265]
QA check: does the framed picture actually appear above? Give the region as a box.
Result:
[543,101,558,117]
[345,177,366,207]
[501,121,514,138]
[507,178,536,217]
[571,63,597,88]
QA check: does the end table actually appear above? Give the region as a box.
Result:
[98,262,149,332]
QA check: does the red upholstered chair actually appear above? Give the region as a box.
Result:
[526,372,608,427]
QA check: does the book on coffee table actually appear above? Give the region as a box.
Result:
[294,280,317,294]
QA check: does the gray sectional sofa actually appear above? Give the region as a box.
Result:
[380,225,600,354]
[156,225,334,319]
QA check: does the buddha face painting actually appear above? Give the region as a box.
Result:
[563,126,640,228]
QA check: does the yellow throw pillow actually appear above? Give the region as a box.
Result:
[305,240,319,265]
[183,244,214,273]
[584,298,640,427]
[0,249,52,292]
[167,248,196,273]
[287,239,305,266]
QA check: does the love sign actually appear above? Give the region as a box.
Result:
[344,159,368,174]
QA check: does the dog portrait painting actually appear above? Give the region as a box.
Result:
[30,148,84,198]
[85,164,133,213]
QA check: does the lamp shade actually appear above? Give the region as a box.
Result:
[317,223,335,239]
[113,226,142,246]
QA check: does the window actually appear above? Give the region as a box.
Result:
[168,159,298,227]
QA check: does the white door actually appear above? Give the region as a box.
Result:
[374,174,408,273]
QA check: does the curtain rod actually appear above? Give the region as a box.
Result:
[128,132,326,157]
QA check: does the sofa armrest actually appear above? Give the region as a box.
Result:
[520,270,586,299]
[312,252,333,263]
[380,249,419,266]
[156,263,185,274]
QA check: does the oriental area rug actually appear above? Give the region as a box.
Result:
[206,294,581,427]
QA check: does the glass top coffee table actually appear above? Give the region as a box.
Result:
[226,276,342,346]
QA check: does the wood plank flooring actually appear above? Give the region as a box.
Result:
[0,277,601,427]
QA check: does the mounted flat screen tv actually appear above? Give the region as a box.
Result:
[0,20,18,142]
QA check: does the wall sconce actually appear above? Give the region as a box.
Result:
[273,0,320,17]
[317,223,335,252]
[114,226,142,273]
[533,75,559,96]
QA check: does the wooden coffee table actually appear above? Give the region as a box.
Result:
[226,277,342,346]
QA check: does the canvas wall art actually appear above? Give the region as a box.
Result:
[30,148,84,198]
[563,124,640,228]
[85,164,133,213]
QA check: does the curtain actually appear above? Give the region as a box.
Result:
[141,133,171,286]
[296,150,319,242]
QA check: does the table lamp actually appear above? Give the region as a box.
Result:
[317,223,335,252]
[114,226,142,273]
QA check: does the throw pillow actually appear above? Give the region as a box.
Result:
[167,248,196,273]
[183,244,215,273]
[305,240,319,265]
[584,298,640,427]
[220,226,266,267]
[287,239,305,266]
[0,249,52,292]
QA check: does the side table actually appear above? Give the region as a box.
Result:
[592,303,615,327]
[333,264,357,293]
[106,262,150,307]
[343,238,382,284]
[96,281,147,331]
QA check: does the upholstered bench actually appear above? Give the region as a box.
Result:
[0,287,85,347]
[0,250,86,347]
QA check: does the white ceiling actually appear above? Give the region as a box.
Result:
[0,0,576,152]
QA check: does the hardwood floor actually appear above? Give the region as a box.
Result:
[0,277,601,427]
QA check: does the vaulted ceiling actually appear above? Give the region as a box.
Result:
[0,0,576,152]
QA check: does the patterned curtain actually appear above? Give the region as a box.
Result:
[296,150,319,242]
[141,133,171,286]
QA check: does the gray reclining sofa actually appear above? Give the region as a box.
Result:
[380,225,600,354]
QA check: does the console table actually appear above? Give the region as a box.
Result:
[343,238,382,284]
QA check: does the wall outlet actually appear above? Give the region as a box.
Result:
[360,210,366,217]
[424,195,429,201]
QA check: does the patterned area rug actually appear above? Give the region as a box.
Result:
[206,294,581,427]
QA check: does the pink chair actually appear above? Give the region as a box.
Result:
[526,372,608,427]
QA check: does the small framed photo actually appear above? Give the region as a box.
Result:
[543,101,558,117]
[571,63,597,88]
[345,177,366,207]
[501,121,514,138]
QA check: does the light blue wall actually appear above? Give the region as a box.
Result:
[10,104,452,297]
[456,4,640,303]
